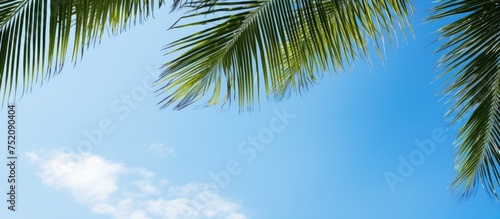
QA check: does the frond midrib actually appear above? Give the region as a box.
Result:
[200,0,268,76]
[452,56,500,199]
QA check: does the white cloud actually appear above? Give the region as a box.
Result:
[26,152,40,162]
[147,184,247,219]
[129,167,156,178]
[36,152,124,203]
[144,144,175,157]
[30,151,246,219]
[134,180,160,195]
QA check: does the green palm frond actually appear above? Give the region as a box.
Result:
[171,0,212,11]
[430,0,500,200]
[0,0,165,103]
[158,0,413,111]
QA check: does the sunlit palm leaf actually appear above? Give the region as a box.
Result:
[0,0,165,104]
[159,0,413,111]
[430,0,500,200]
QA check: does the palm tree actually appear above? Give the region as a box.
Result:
[0,0,168,101]
[430,0,500,200]
[1,0,499,201]
[160,0,413,111]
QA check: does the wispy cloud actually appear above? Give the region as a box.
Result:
[36,151,124,203]
[26,151,40,162]
[144,143,175,157]
[28,151,246,219]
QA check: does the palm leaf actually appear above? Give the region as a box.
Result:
[430,0,500,200]
[158,0,413,111]
[0,0,165,104]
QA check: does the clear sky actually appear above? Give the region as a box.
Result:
[1,1,499,219]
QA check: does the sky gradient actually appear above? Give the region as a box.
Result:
[1,1,500,219]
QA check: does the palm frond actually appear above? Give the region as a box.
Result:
[0,0,164,104]
[171,0,216,11]
[158,0,413,111]
[430,0,500,200]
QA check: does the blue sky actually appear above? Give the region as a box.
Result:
[1,1,500,219]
